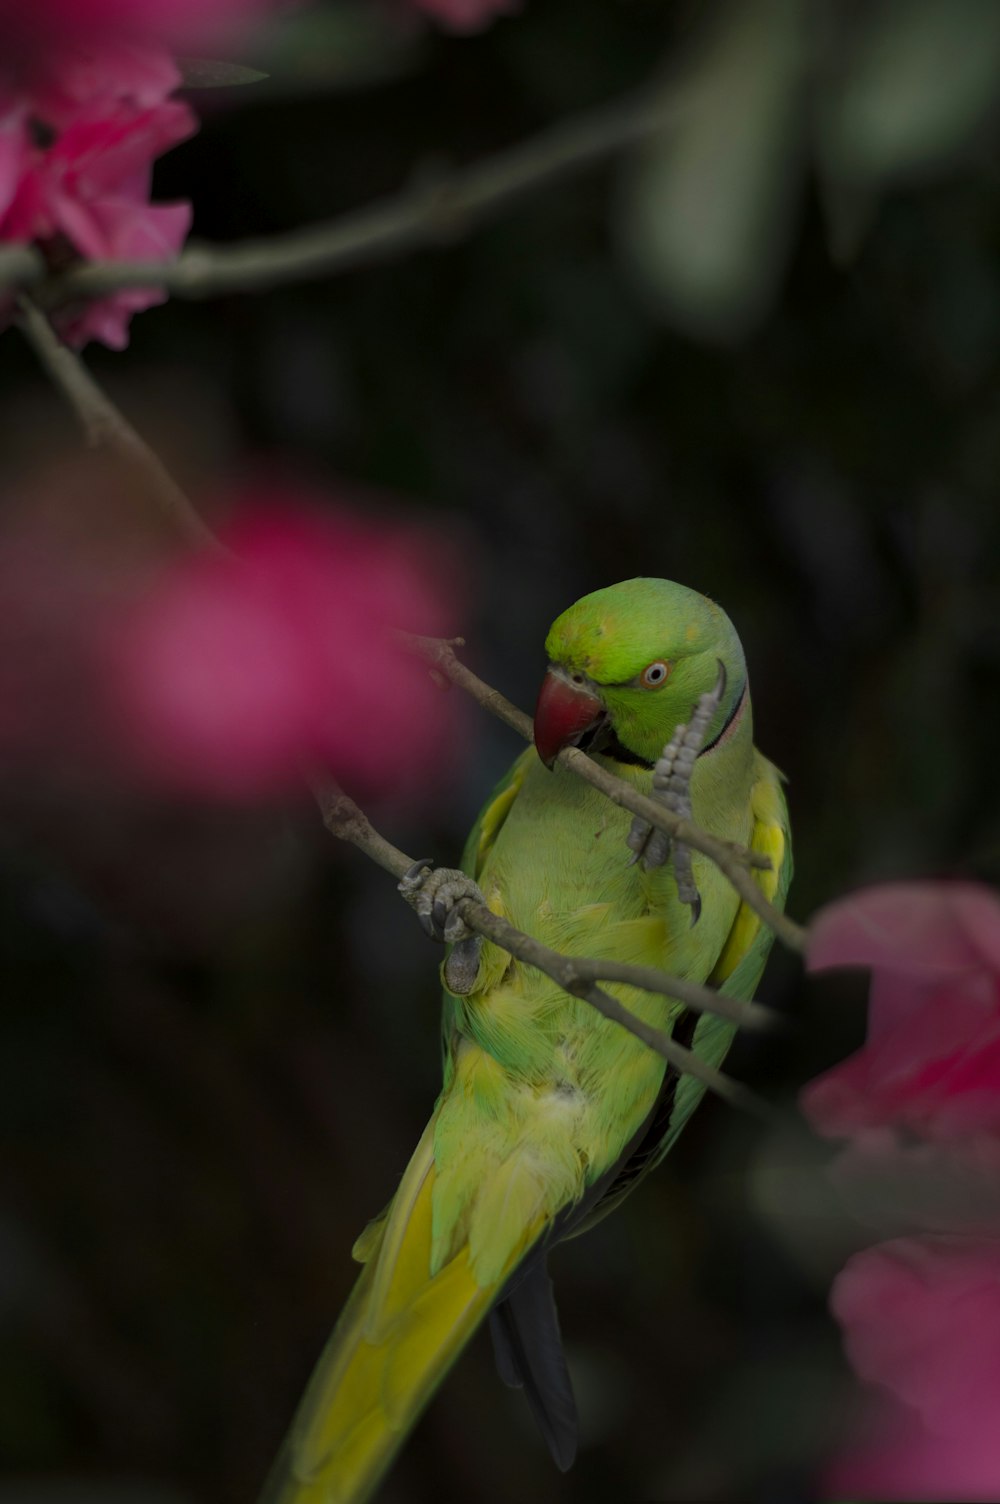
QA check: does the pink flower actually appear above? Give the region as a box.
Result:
[407,0,521,33]
[0,98,31,222]
[0,46,196,349]
[109,497,461,801]
[826,1236,1000,1501]
[23,42,184,129]
[798,886,1000,1496]
[801,883,1000,1142]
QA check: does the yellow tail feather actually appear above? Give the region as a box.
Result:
[260,1123,539,1504]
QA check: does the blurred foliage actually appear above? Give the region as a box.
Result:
[3,0,1000,1501]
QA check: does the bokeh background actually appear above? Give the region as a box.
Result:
[3,0,1000,1500]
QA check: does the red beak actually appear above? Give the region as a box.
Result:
[533,670,605,768]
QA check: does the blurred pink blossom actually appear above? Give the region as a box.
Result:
[827,1236,1000,1501]
[110,499,459,801]
[799,884,1000,1497]
[407,0,521,33]
[1,0,279,72]
[0,45,196,349]
[22,42,184,128]
[801,883,1000,1142]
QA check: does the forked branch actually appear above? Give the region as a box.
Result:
[312,775,779,1120]
[402,634,806,953]
[19,302,797,1116]
[17,86,683,308]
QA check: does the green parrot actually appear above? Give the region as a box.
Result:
[261,577,792,1504]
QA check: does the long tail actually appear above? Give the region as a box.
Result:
[489,1262,577,1471]
[260,1123,534,1504]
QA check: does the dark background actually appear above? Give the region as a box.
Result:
[3,1,1000,1500]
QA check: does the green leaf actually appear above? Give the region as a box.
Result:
[823,0,1000,185]
[178,59,269,89]
[617,0,805,343]
[241,3,422,97]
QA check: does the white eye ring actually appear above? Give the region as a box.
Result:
[640,660,671,688]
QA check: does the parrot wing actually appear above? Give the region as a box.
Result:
[452,746,791,1458]
[546,752,791,1236]
[460,745,534,882]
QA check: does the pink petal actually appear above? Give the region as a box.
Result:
[827,1393,1000,1502]
[807,883,994,984]
[0,0,279,69]
[952,885,1000,974]
[833,1237,1000,1438]
[49,189,109,260]
[0,101,30,223]
[801,977,1000,1141]
[53,100,197,198]
[88,195,191,261]
[801,884,1000,1142]
[55,281,168,350]
[30,42,182,125]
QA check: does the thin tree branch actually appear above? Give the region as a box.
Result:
[402,634,807,953]
[311,776,779,1120]
[312,770,779,1032]
[15,297,224,555]
[21,318,794,1110]
[0,244,44,292]
[581,959,779,1032]
[28,85,682,307]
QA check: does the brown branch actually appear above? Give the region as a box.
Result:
[0,244,44,292]
[403,634,534,741]
[311,776,779,1119]
[581,959,779,1032]
[402,634,807,953]
[26,86,682,309]
[21,319,788,1114]
[15,297,223,556]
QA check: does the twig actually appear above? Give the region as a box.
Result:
[30,86,682,307]
[20,316,792,1105]
[311,776,778,1119]
[0,244,44,292]
[402,634,807,953]
[564,743,806,952]
[401,634,534,741]
[15,297,223,555]
[581,959,779,1032]
[309,773,772,1031]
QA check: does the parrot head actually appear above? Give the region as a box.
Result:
[533,577,747,769]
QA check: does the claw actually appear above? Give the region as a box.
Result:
[444,936,483,996]
[398,862,488,993]
[399,857,435,892]
[418,909,440,941]
[626,662,728,924]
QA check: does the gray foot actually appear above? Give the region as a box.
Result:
[398,861,486,995]
[626,661,728,924]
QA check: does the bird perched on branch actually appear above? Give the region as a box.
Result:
[262,577,792,1504]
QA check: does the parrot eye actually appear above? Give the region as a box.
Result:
[639,660,671,689]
